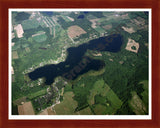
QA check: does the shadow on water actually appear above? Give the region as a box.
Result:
[28,34,123,85]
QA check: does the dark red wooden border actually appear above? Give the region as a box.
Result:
[0,0,159,128]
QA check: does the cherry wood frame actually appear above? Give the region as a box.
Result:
[0,0,160,128]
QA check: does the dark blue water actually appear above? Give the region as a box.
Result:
[41,12,54,16]
[77,15,85,19]
[83,12,89,14]
[28,34,123,85]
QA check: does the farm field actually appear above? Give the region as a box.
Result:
[67,25,87,38]
[32,33,47,42]
[54,92,78,115]
[22,19,40,30]
[18,101,35,115]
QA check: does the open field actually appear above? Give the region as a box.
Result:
[27,89,47,99]
[61,15,72,22]
[47,107,56,115]
[139,80,148,110]
[13,96,27,105]
[88,79,109,105]
[129,91,147,115]
[102,24,112,30]
[67,25,87,38]
[94,26,106,34]
[32,33,47,42]
[125,38,139,53]
[78,106,93,115]
[54,92,78,115]
[93,104,107,115]
[25,47,31,53]
[22,19,39,30]
[14,24,24,38]
[32,31,46,37]
[12,51,19,59]
[88,79,122,114]
[38,107,56,115]
[122,26,135,34]
[18,101,35,115]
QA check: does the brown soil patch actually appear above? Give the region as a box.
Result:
[47,107,56,115]
[14,24,24,38]
[12,51,19,59]
[18,101,35,115]
[13,97,27,105]
[89,19,100,28]
[125,38,139,53]
[67,25,87,38]
[122,26,135,34]
[102,24,112,30]
[38,109,48,115]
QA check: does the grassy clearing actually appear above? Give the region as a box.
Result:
[27,89,47,99]
[129,91,147,115]
[61,15,71,22]
[139,80,148,111]
[25,47,30,53]
[12,51,19,59]
[94,26,106,33]
[32,34,47,43]
[88,79,105,105]
[22,19,39,30]
[105,87,123,110]
[93,104,107,115]
[78,106,93,115]
[88,79,122,114]
[13,96,27,105]
[54,92,78,115]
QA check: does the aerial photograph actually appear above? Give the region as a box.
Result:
[10,10,150,116]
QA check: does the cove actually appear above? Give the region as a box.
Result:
[28,34,123,85]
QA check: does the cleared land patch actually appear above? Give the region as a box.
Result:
[88,79,122,114]
[22,19,39,30]
[78,106,93,115]
[139,80,148,111]
[13,96,27,105]
[67,25,87,38]
[93,104,107,115]
[129,91,147,115]
[14,24,24,38]
[54,91,78,115]
[32,33,47,43]
[27,89,47,99]
[18,101,35,115]
[122,26,135,34]
[125,38,139,53]
[102,24,112,30]
[12,51,19,59]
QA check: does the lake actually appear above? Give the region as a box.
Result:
[28,34,123,85]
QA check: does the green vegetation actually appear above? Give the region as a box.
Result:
[22,19,40,30]
[54,92,78,115]
[15,12,31,22]
[11,11,149,115]
[12,103,18,115]
[94,26,106,34]
[32,33,47,43]
[27,89,47,99]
